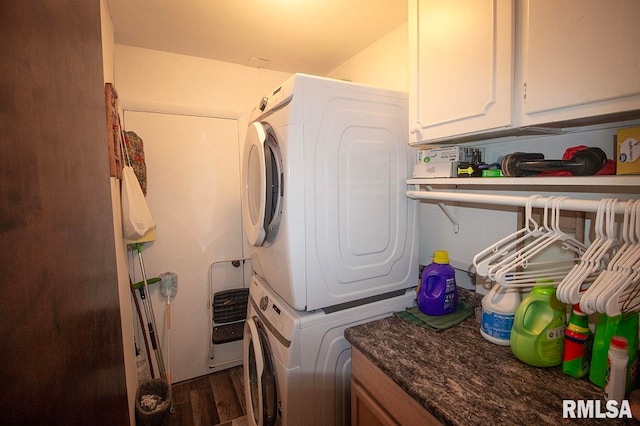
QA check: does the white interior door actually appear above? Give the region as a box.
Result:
[123,110,243,382]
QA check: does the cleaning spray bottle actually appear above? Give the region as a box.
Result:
[562,304,593,378]
[590,312,638,390]
[417,250,457,316]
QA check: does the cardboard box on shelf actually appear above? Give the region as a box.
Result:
[416,146,484,165]
[412,162,456,178]
[617,126,640,175]
[414,146,485,178]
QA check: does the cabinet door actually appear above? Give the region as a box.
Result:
[409,0,514,144]
[351,380,396,426]
[520,0,640,125]
[351,348,442,426]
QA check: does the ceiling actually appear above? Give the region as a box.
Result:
[105,0,407,76]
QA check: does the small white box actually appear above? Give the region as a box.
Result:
[416,147,460,163]
[412,162,456,178]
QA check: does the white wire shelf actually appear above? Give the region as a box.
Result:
[407,175,640,187]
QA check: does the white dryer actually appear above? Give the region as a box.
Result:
[243,274,416,426]
[241,74,418,311]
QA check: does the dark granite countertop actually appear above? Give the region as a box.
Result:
[345,289,638,425]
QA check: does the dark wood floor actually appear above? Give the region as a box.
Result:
[166,365,247,426]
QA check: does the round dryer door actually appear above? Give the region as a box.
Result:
[241,122,282,247]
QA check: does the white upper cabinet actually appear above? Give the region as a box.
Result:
[409,0,514,144]
[410,0,640,145]
[519,0,640,126]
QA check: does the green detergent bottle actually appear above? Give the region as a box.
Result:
[510,286,567,367]
[589,312,638,391]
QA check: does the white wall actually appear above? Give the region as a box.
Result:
[112,45,292,382]
[327,22,408,93]
[114,45,291,114]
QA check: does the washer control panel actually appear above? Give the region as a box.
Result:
[258,77,295,116]
[254,289,295,341]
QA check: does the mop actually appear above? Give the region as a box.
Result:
[159,272,178,413]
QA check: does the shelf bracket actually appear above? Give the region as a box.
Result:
[424,185,459,234]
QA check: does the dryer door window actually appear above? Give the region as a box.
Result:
[244,316,278,426]
[242,122,282,247]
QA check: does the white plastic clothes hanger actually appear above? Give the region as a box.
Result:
[599,200,640,316]
[473,195,543,277]
[603,244,640,316]
[495,258,587,288]
[493,196,587,288]
[484,196,556,281]
[589,199,633,313]
[619,276,640,315]
[614,200,640,310]
[556,198,608,304]
[584,199,636,314]
[618,260,640,315]
[581,199,636,314]
[494,197,586,287]
[488,197,558,283]
[557,198,620,305]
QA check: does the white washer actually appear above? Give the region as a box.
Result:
[241,74,418,311]
[243,274,416,426]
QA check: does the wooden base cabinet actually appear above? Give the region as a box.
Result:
[351,348,442,426]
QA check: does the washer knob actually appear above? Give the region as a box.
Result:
[259,295,269,311]
[259,97,268,111]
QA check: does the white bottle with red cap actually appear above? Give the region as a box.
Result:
[605,335,629,404]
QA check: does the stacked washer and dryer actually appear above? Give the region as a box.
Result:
[241,74,418,426]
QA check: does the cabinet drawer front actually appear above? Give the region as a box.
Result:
[351,348,442,426]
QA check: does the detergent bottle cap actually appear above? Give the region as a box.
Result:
[532,285,555,296]
[433,250,449,264]
[572,304,587,316]
[611,336,628,351]
[567,304,590,333]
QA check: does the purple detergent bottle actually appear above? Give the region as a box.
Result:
[417,250,458,316]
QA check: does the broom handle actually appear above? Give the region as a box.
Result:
[136,243,167,380]
[167,298,171,384]
[166,288,174,413]
[130,278,155,379]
